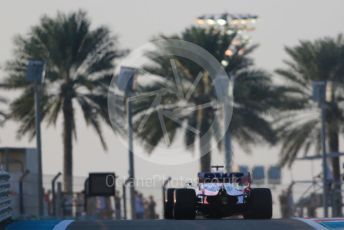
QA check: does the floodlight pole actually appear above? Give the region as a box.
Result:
[320,101,329,217]
[214,75,233,172]
[127,95,136,220]
[27,60,45,217]
[118,66,137,220]
[34,81,44,217]
[224,106,233,172]
[223,75,233,173]
[312,80,329,217]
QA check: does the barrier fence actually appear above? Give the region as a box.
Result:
[9,173,344,219]
[0,170,11,223]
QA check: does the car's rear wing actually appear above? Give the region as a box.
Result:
[198,172,252,184]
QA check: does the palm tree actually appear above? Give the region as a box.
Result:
[275,35,344,216]
[1,11,125,193]
[131,27,281,171]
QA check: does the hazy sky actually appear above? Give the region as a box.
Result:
[0,0,343,195]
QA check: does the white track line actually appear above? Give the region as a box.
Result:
[52,220,75,230]
[293,217,328,230]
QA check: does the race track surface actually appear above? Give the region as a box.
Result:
[67,219,312,230]
[6,219,316,230]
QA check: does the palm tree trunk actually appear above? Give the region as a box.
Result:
[328,113,342,217]
[200,150,211,172]
[199,117,211,172]
[63,97,73,194]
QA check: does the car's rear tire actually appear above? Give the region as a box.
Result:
[244,188,272,219]
[164,188,175,219]
[173,188,196,220]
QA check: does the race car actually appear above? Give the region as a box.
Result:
[164,166,272,219]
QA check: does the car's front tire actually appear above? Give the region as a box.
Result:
[244,188,272,219]
[173,188,196,220]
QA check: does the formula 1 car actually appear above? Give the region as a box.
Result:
[164,166,272,219]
